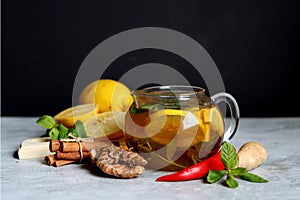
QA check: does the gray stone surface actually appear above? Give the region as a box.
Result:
[1,117,300,200]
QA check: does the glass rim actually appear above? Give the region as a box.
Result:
[132,85,205,99]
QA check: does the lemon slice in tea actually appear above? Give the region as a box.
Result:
[144,109,208,147]
[200,106,224,135]
[54,104,99,128]
[144,109,184,145]
[83,111,125,140]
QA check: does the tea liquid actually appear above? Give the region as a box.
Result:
[124,103,224,171]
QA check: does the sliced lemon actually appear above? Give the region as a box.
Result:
[145,109,208,147]
[83,111,125,140]
[144,109,187,138]
[54,104,99,128]
[200,106,224,135]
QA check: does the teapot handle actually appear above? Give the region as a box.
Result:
[211,93,240,142]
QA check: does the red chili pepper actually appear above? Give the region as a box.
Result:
[156,151,224,182]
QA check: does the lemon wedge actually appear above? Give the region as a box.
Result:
[144,109,209,147]
[200,106,224,135]
[83,111,125,140]
[143,106,226,147]
[144,109,186,139]
[54,104,99,128]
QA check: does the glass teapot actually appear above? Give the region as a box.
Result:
[124,85,239,171]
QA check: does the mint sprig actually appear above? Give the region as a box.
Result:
[221,142,238,169]
[70,120,87,138]
[36,115,56,129]
[36,115,87,140]
[207,142,268,188]
[130,103,181,114]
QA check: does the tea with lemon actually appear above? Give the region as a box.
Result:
[124,101,224,171]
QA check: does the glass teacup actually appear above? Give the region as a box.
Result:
[124,85,239,171]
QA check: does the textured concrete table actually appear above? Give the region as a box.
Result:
[1,117,300,200]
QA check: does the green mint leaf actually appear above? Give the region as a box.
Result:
[221,142,238,169]
[70,128,79,138]
[49,128,59,140]
[58,124,69,139]
[207,170,227,183]
[74,120,87,138]
[130,106,146,114]
[139,104,164,110]
[165,105,180,109]
[239,172,268,183]
[226,174,239,188]
[130,103,180,114]
[231,167,247,176]
[36,115,56,129]
[161,99,180,106]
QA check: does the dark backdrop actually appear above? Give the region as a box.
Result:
[2,0,299,117]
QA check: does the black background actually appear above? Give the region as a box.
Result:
[2,0,299,117]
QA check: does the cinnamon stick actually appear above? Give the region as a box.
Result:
[60,142,89,152]
[56,151,90,160]
[46,139,113,167]
[49,140,60,152]
[54,159,77,167]
[45,154,56,166]
[44,154,77,167]
[49,140,108,152]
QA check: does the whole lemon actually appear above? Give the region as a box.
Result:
[78,79,133,113]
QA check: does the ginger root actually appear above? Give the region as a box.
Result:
[237,141,268,171]
[90,144,148,178]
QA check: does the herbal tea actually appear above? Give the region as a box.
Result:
[124,102,224,171]
[123,85,239,171]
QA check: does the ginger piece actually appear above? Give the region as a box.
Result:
[237,141,268,171]
[90,144,148,178]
